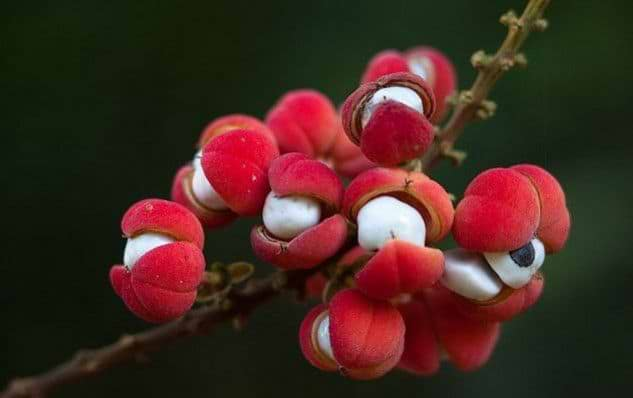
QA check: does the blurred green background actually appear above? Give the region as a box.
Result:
[2,0,632,396]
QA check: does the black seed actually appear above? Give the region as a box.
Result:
[509,242,535,268]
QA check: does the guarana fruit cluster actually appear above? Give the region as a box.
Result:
[109,45,571,379]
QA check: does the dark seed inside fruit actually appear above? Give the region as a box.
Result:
[509,242,535,268]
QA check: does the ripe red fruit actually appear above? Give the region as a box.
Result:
[361,47,457,123]
[343,168,454,245]
[398,285,500,375]
[109,199,205,323]
[354,240,445,300]
[361,50,410,83]
[250,153,348,270]
[172,115,278,228]
[198,114,276,148]
[443,164,570,321]
[201,129,279,216]
[265,90,339,159]
[299,289,405,380]
[342,72,436,166]
[510,164,571,253]
[453,164,570,253]
[342,168,453,299]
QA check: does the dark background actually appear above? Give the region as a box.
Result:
[2,0,632,396]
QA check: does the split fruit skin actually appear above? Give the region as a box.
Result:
[341,167,454,300]
[110,199,206,323]
[342,72,437,166]
[447,164,569,320]
[201,129,279,216]
[361,47,457,123]
[299,289,406,380]
[250,153,348,270]
[452,164,570,254]
[172,115,278,228]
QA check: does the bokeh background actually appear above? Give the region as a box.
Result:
[2,0,632,396]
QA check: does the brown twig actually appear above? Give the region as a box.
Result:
[1,1,551,396]
[0,268,315,398]
[421,0,550,171]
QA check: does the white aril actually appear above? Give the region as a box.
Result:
[484,238,546,289]
[191,151,229,211]
[262,191,321,240]
[361,86,424,128]
[407,56,433,81]
[316,314,335,362]
[357,196,426,251]
[123,233,175,269]
[441,248,503,301]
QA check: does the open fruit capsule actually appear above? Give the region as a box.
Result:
[442,164,570,321]
[361,47,457,123]
[299,289,405,380]
[250,153,348,270]
[172,115,278,228]
[109,199,206,323]
[342,168,454,299]
[342,73,436,166]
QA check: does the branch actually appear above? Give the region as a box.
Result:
[421,0,550,171]
[0,267,316,398]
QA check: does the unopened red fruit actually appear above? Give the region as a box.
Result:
[265,90,338,158]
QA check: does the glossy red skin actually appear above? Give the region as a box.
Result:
[361,47,457,123]
[398,285,500,375]
[265,90,338,158]
[198,114,275,148]
[170,165,237,229]
[343,168,454,243]
[355,241,444,300]
[453,165,570,253]
[121,199,204,249]
[405,47,457,123]
[448,275,545,322]
[342,72,436,166]
[250,214,348,270]
[110,242,205,323]
[329,119,376,178]
[268,153,343,210]
[201,129,279,216]
[299,289,406,380]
